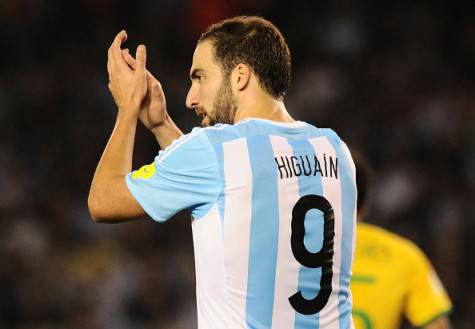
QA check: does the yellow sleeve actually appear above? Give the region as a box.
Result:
[404,245,452,327]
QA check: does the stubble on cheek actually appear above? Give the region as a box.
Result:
[211,82,236,125]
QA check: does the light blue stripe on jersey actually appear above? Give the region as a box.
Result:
[202,124,241,224]
[328,137,356,328]
[215,143,226,223]
[290,138,324,329]
[245,135,279,328]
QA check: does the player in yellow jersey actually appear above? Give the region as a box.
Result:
[351,154,452,329]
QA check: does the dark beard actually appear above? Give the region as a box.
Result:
[208,76,237,126]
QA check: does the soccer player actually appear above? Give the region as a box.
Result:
[351,154,452,329]
[89,16,357,328]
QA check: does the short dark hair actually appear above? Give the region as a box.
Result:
[352,151,372,213]
[199,16,291,99]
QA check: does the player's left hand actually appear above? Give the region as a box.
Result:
[121,49,168,132]
[107,30,147,118]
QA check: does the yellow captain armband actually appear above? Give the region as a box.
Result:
[132,163,156,180]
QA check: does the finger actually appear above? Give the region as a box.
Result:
[112,30,127,50]
[107,47,114,72]
[122,48,137,69]
[135,44,146,75]
[109,30,128,69]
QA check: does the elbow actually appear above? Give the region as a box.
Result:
[87,178,140,223]
[87,192,109,223]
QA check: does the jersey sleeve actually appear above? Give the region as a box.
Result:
[404,245,453,327]
[125,129,220,222]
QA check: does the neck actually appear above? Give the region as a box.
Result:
[233,88,295,124]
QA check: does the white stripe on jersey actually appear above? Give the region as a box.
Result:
[192,205,227,329]
[222,138,253,329]
[308,136,343,328]
[269,135,302,328]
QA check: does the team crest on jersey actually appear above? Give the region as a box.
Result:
[132,163,156,180]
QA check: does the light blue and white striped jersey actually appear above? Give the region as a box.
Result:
[126,118,357,329]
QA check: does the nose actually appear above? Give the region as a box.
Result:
[186,84,198,109]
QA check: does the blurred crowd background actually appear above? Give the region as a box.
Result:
[0,0,474,328]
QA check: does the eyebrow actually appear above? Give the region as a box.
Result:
[190,68,204,81]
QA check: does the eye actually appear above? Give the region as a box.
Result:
[190,70,205,84]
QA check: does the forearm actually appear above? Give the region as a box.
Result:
[151,114,184,149]
[98,113,137,176]
[88,112,141,221]
[424,316,452,329]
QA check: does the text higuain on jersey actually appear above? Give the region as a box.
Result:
[274,153,338,180]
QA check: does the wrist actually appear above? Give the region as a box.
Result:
[150,114,173,135]
[117,107,139,123]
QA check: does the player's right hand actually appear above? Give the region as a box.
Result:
[121,49,168,132]
[107,30,147,118]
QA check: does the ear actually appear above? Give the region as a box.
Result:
[232,63,251,91]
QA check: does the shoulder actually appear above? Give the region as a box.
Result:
[159,124,241,156]
[192,124,246,146]
[358,223,408,246]
[318,127,342,142]
[302,124,344,144]
[162,127,212,152]
[357,223,428,263]
[304,125,351,156]
[155,128,218,166]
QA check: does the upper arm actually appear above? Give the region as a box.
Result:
[88,174,146,223]
[125,130,220,222]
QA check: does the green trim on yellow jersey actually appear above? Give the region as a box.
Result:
[351,275,376,284]
[418,309,452,328]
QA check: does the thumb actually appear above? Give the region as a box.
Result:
[135,44,146,74]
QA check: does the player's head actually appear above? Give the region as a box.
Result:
[353,151,372,220]
[185,16,291,127]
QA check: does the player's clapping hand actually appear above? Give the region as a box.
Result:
[107,30,147,117]
[121,48,168,132]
